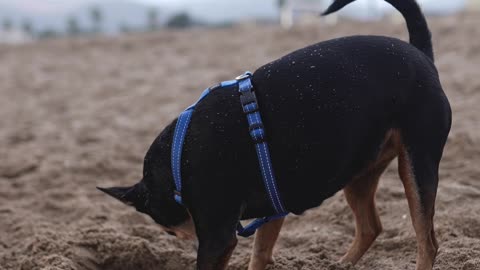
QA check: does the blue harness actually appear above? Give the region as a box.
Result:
[171,72,288,237]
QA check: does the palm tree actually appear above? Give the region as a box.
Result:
[147,8,159,31]
[67,17,81,36]
[90,6,103,34]
[21,20,34,35]
[119,22,131,34]
[38,29,58,39]
[2,19,13,32]
[166,12,193,28]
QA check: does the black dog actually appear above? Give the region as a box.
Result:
[99,0,451,269]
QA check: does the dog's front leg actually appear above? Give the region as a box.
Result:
[248,217,285,270]
[196,234,237,270]
[194,210,240,270]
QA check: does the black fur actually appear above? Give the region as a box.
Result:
[99,0,451,269]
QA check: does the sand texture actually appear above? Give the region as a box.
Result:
[1,13,479,270]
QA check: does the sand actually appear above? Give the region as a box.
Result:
[0,13,479,270]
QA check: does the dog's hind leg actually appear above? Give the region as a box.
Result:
[397,90,450,270]
[398,145,440,270]
[248,217,285,270]
[340,170,383,265]
[340,131,399,265]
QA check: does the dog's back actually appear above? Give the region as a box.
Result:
[248,35,445,213]
[189,0,450,217]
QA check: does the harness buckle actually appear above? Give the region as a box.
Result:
[235,71,253,80]
[173,190,183,204]
[240,91,257,107]
[248,123,264,132]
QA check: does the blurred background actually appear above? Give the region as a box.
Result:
[1,1,479,270]
[0,0,479,43]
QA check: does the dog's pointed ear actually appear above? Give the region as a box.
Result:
[97,181,147,209]
[97,185,138,206]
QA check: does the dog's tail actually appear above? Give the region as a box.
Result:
[322,0,434,61]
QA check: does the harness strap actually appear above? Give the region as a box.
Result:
[171,109,193,204]
[237,74,287,214]
[171,81,237,204]
[236,213,287,237]
[171,72,289,237]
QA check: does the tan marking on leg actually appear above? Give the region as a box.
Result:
[398,146,437,270]
[163,212,197,241]
[340,175,383,264]
[172,215,197,240]
[248,217,285,270]
[340,129,400,265]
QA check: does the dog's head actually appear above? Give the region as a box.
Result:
[98,123,196,240]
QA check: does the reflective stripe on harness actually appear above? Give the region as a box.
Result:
[171,72,289,237]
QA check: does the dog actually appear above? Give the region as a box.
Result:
[98,0,451,269]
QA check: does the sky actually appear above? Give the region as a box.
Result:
[135,0,253,5]
[0,0,470,25]
[137,0,211,4]
[0,0,280,23]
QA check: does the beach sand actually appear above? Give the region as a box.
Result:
[0,13,479,270]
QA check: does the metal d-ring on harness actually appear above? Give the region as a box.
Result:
[171,72,289,237]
